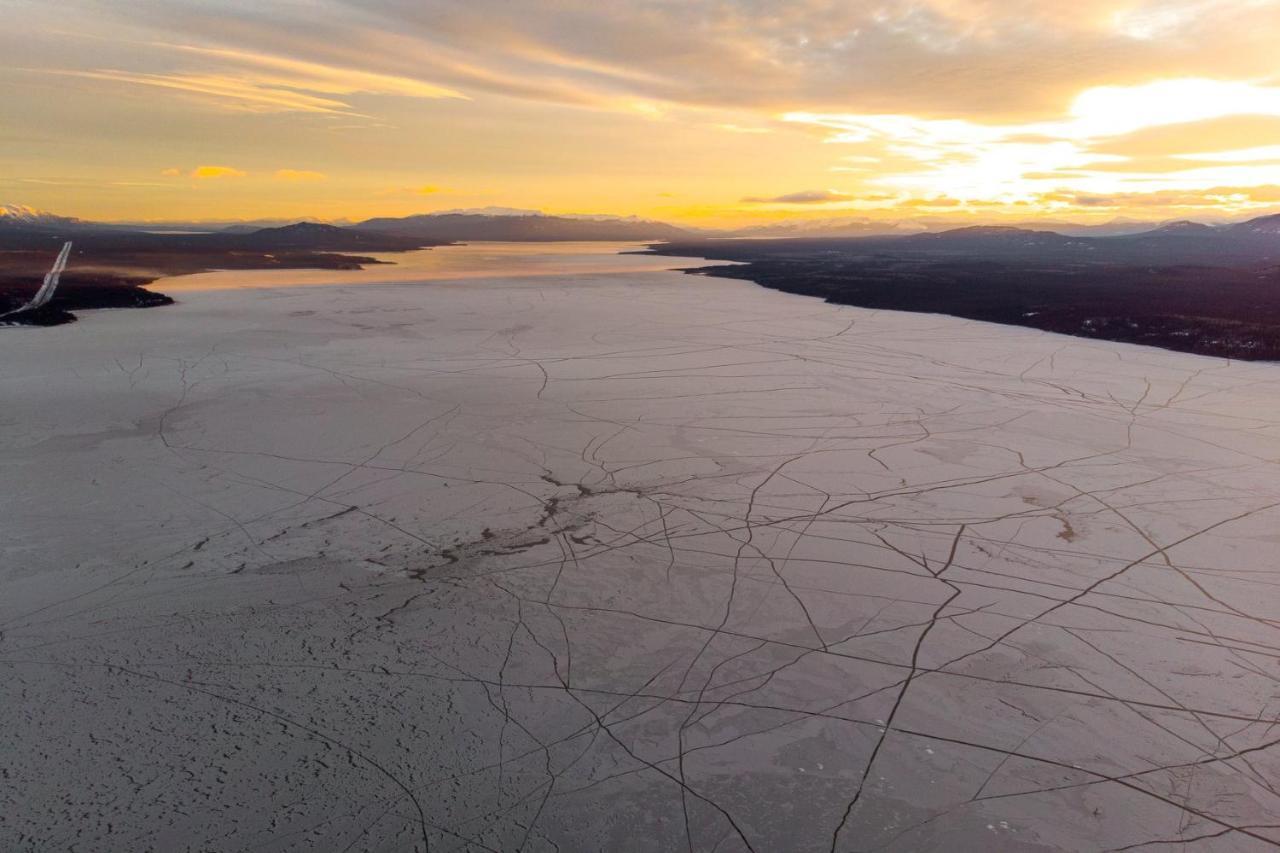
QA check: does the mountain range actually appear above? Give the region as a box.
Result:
[3,203,1279,265]
[353,211,693,242]
[0,205,697,243]
[660,215,1280,267]
[0,203,1202,241]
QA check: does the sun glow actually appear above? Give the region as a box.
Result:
[7,1,1280,224]
[780,79,1280,214]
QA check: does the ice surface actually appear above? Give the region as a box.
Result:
[2,243,1279,851]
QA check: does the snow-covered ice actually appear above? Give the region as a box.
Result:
[3,243,1279,851]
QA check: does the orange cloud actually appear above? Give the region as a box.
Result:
[160,167,181,177]
[898,196,964,208]
[191,165,246,179]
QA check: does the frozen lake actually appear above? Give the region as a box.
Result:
[3,242,1279,851]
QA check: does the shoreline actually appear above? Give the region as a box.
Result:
[0,252,411,327]
[647,241,1280,362]
[14,237,1280,368]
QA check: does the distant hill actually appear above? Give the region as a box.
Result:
[0,211,428,253]
[1143,220,1217,236]
[1226,212,1280,236]
[353,212,694,242]
[903,215,1280,264]
[726,216,1198,240]
[215,222,423,252]
[729,218,922,239]
[655,212,1280,267]
[1023,218,1166,237]
[901,225,1080,251]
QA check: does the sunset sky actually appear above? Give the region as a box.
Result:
[4,0,1280,225]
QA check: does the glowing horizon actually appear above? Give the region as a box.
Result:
[5,0,1280,227]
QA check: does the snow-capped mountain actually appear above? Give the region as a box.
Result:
[0,204,83,230]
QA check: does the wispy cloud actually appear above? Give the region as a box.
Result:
[94,0,1279,118]
[52,42,467,115]
[65,69,353,114]
[168,45,467,101]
